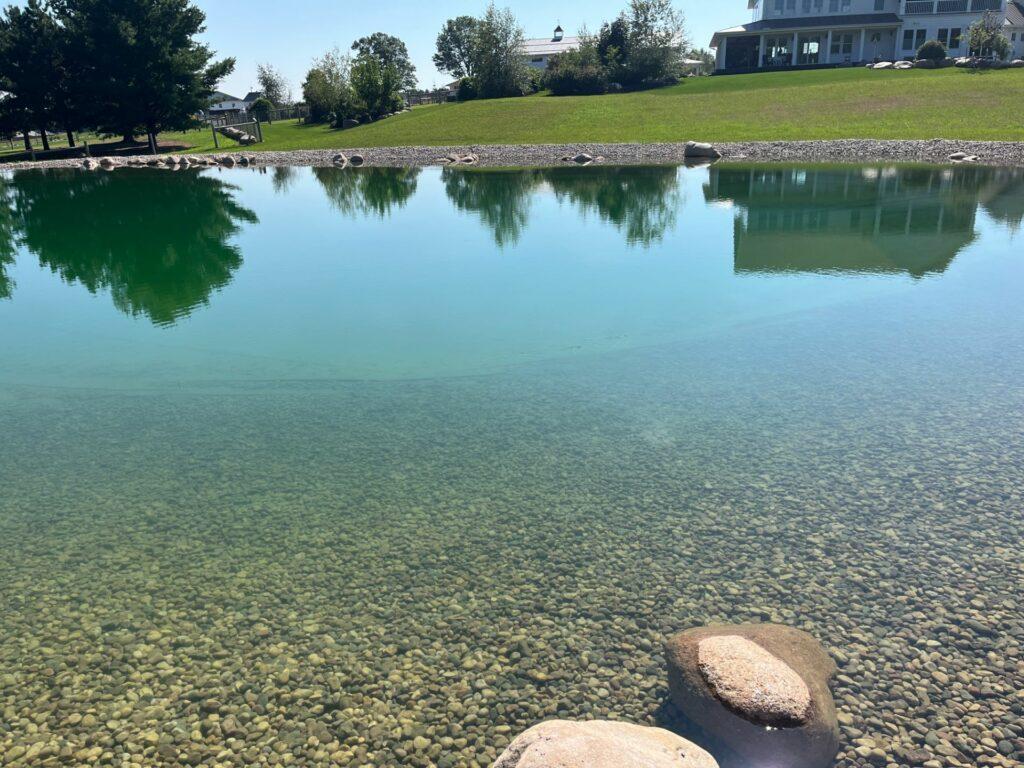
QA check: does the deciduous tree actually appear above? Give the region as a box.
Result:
[434,16,480,79]
[351,33,416,90]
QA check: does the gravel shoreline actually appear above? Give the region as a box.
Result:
[4,139,1024,170]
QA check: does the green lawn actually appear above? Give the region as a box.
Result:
[8,67,1024,160]
[178,67,1024,151]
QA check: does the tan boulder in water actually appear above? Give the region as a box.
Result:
[492,720,719,768]
[665,624,839,768]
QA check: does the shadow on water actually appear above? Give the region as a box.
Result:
[704,165,1024,278]
[3,168,258,326]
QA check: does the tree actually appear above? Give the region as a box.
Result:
[350,54,403,119]
[58,0,234,147]
[256,62,290,106]
[351,33,416,90]
[966,12,1011,59]
[0,1,67,151]
[433,16,480,79]
[597,14,631,70]
[302,48,355,123]
[473,4,529,99]
[621,0,688,87]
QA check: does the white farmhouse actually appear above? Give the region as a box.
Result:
[522,26,581,69]
[711,0,1024,72]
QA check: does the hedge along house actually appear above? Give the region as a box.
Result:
[711,0,1024,73]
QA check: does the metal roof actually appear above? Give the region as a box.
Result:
[522,36,582,57]
[712,13,902,46]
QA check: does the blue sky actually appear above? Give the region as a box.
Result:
[193,1,742,98]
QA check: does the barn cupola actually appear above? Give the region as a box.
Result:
[553,25,564,42]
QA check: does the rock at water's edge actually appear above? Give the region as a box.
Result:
[665,624,840,768]
[684,141,722,160]
[492,720,719,768]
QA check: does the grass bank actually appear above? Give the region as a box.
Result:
[168,67,1024,153]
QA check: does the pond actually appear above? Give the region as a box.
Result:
[0,163,1022,768]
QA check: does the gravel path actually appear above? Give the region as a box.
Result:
[4,139,1024,170]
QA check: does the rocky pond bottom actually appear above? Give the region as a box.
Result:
[1,164,1023,768]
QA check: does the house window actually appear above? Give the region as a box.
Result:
[787,0,796,10]
[874,0,885,8]
[949,28,962,49]
[904,29,926,50]
[774,0,784,12]
[798,34,821,64]
[764,35,792,65]
[871,32,882,42]
[802,0,811,12]
[830,33,854,56]
[937,28,949,46]
[829,0,838,10]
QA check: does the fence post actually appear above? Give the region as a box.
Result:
[255,119,263,143]
[212,122,219,149]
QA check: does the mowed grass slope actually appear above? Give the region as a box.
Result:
[172,67,1024,152]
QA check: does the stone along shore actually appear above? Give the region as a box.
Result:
[6,139,1024,171]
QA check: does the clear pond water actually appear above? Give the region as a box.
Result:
[0,164,1022,768]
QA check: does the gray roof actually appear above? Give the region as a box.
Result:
[522,36,581,57]
[712,13,901,46]
[1007,0,1024,26]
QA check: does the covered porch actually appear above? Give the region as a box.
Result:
[711,14,901,73]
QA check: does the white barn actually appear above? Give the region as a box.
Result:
[522,26,582,69]
[711,0,1024,73]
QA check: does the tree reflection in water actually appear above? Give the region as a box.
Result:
[8,168,258,325]
[312,167,421,218]
[442,165,682,247]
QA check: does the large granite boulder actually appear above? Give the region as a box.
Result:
[665,624,839,768]
[684,141,722,160]
[492,720,719,768]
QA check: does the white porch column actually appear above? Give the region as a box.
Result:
[825,31,833,64]
[792,32,800,66]
[759,33,766,68]
[717,38,727,70]
[859,29,867,63]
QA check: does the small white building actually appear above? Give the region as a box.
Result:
[522,26,582,69]
[207,91,264,117]
[711,0,1024,73]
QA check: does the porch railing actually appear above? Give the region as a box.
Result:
[904,0,1001,11]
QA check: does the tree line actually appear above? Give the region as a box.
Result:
[0,0,233,152]
[433,0,694,100]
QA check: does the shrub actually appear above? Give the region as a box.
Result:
[917,39,947,63]
[456,77,479,101]
[249,97,273,122]
[967,11,1011,59]
[545,46,609,95]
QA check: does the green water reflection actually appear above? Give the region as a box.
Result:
[1,169,257,325]
[2,164,1023,330]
